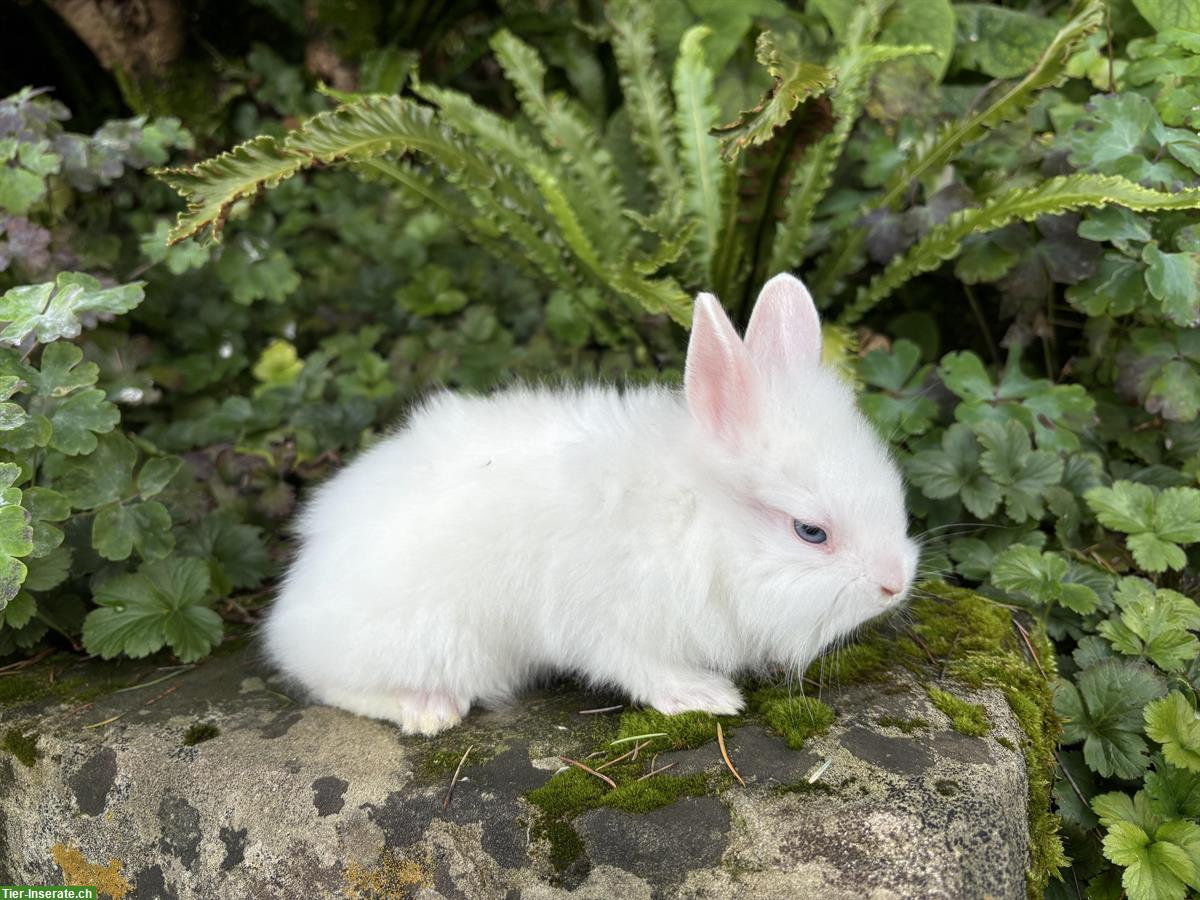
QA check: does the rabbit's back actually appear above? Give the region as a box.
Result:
[264,383,709,702]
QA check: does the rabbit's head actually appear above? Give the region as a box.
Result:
[685,273,918,669]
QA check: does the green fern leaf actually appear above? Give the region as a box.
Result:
[608,0,685,217]
[609,267,692,326]
[812,0,1104,296]
[529,165,604,278]
[156,96,495,244]
[490,29,632,257]
[712,32,834,161]
[770,0,932,271]
[840,175,1200,325]
[673,26,726,283]
[632,220,699,275]
[879,0,1103,210]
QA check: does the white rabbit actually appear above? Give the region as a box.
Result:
[263,273,918,735]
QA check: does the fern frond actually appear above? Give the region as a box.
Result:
[490,29,631,257]
[673,26,726,283]
[609,267,692,326]
[608,0,685,217]
[812,0,1104,297]
[712,32,834,161]
[879,0,1103,211]
[839,175,1200,325]
[769,0,931,272]
[156,97,495,244]
[632,220,699,275]
[529,165,604,278]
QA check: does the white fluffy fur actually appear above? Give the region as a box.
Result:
[263,274,918,734]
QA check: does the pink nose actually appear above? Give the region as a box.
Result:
[878,558,907,598]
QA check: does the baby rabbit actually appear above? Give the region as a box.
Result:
[264,273,918,735]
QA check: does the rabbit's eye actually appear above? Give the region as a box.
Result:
[793,521,827,544]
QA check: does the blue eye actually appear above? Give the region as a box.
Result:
[794,521,827,544]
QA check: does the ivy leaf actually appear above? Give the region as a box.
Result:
[31,342,98,396]
[47,388,120,455]
[92,501,175,562]
[858,340,937,437]
[0,273,144,345]
[1146,693,1200,773]
[1056,660,1167,779]
[82,557,221,662]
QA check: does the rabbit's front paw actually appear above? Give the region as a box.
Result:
[645,673,744,716]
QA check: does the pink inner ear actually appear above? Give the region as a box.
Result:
[685,293,757,445]
[744,273,822,375]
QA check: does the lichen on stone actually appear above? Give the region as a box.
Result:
[876,714,929,734]
[50,842,131,900]
[342,848,433,898]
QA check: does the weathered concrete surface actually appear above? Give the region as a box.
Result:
[0,644,1032,899]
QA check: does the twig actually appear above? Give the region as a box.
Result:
[717,723,745,788]
[807,758,833,784]
[113,667,193,693]
[596,740,650,772]
[442,745,474,811]
[1053,751,1091,815]
[939,628,964,679]
[902,627,938,667]
[83,713,125,730]
[636,762,678,782]
[1013,620,1049,680]
[610,732,667,746]
[578,704,623,715]
[558,755,617,789]
[0,648,54,675]
[142,684,179,706]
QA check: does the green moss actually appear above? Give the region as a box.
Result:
[525,764,713,871]
[996,736,1017,751]
[532,818,586,872]
[913,583,1066,897]
[805,639,894,683]
[183,723,219,746]
[934,779,960,797]
[876,715,929,734]
[614,708,727,752]
[750,689,835,750]
[1,727,38,767]
[927,688,990,737]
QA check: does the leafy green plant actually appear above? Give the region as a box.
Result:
[3,1,1200,895]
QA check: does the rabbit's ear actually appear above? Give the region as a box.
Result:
[744,273,821,376]
[685,292,758,445]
